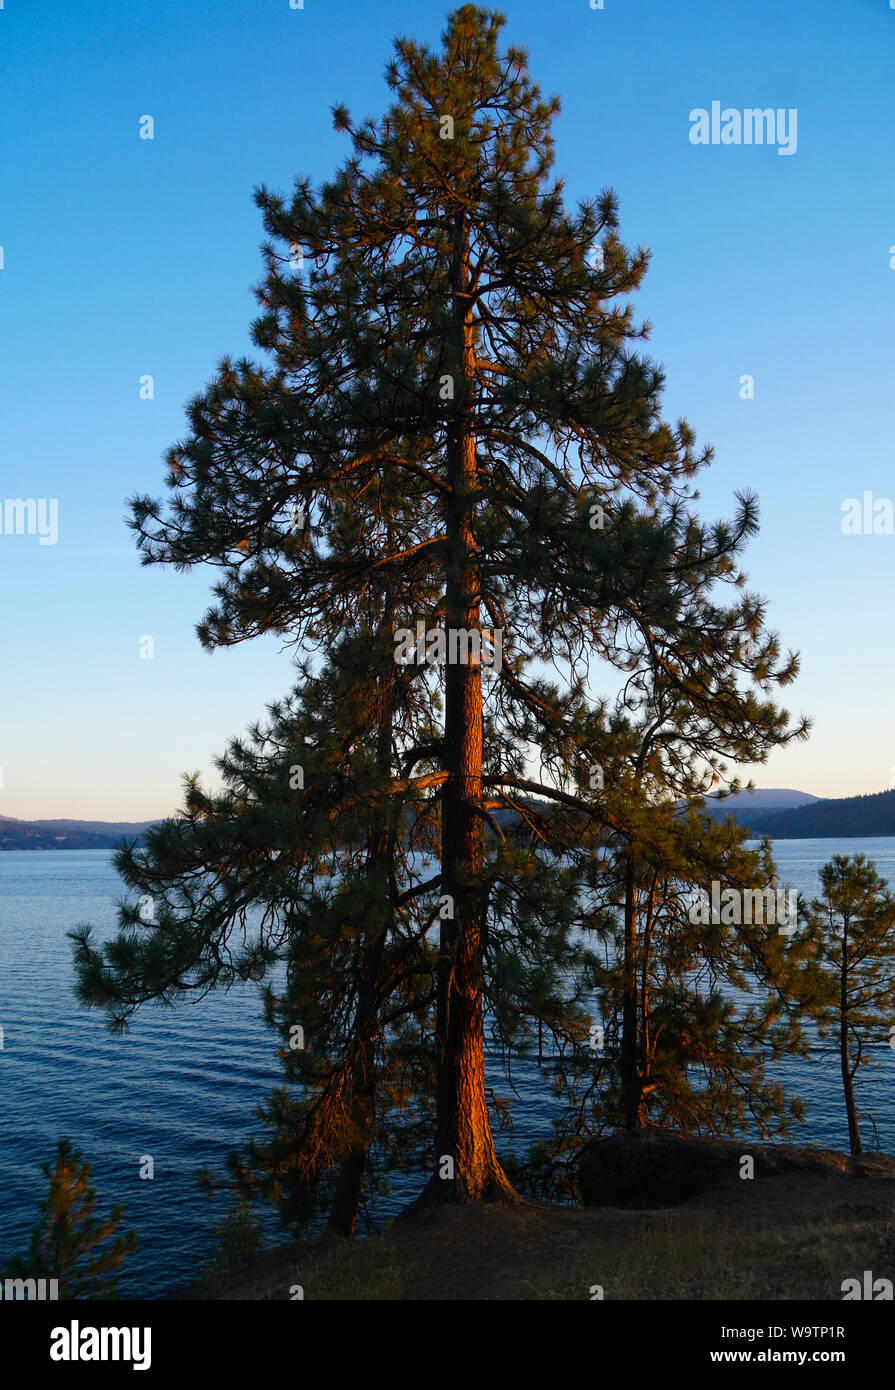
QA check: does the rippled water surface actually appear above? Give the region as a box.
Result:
[1,840,893,1295]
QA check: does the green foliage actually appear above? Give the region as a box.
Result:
[205,1197,267,1277]
[3,1139,136,1298]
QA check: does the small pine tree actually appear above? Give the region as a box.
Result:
[583,823,811,1138]
[3,1139,136,1298]
[205,1196,266,1277]
[801,855,895,1156]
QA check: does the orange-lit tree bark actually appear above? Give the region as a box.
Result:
[433,211,516,1199]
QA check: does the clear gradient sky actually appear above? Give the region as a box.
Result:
[1,0,893,820]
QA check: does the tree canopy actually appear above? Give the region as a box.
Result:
[71,5,809,1229]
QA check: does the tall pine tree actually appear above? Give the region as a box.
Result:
[72,6,806,1212]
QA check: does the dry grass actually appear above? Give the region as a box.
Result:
[175,1156,895,1301]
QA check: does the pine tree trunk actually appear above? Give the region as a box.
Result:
[427,214,516,1204]
[326,971,379,1236]
[840,1038,862,1158]
[326,1142,367,1238]
[639,873,656,1115]
[327,710,393,1234]
[620,856,642,1129]
[840,939,861,1156]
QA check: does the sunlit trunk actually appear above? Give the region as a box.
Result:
[840,936,861,1156]
[430,213,515,1203]
[620,856,642,1129]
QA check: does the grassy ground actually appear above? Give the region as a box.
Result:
[175,1145,895,1301]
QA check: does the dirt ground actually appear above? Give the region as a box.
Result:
[171,1142,895,1300]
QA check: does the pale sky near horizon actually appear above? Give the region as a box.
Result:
[1,0,894,820]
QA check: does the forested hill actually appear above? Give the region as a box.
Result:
[745,789,895,839]
[0,816,157,850]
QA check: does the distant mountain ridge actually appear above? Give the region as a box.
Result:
[701,787,818,812]
[743,788,895,840]
[4,787,892,848]
[0,815,159,851]
[697,788,819,832]
[692,787,895,839]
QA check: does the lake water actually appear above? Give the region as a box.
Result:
[1,838,893,1296]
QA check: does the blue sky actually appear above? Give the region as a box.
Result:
[1,0,893,819]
